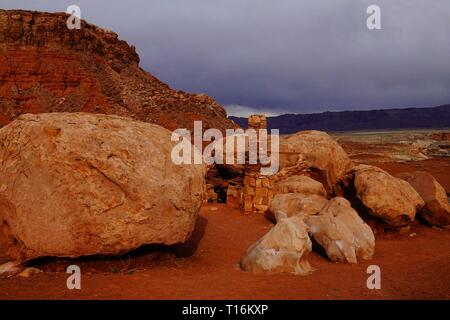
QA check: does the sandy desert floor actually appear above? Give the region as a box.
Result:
[0,158,449,300]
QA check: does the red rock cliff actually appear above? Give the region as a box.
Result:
[0,9,235,131]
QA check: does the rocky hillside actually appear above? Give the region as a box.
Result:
[0,9,235,131]
[230,105,450,134]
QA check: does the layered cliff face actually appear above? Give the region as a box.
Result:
[0,10,234,131]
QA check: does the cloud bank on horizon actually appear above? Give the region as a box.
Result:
[1,0,450,116]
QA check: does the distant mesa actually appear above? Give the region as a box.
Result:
[229,105,450,134]
[0,9,235,131]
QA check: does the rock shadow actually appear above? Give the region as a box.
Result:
[25,215,208,273]
[170,215,208,257]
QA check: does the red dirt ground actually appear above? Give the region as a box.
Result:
[0,160,449,300]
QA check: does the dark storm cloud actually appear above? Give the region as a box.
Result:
[1,0,450,116]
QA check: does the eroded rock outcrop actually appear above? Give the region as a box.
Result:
[399,171,450,227]
[0,10,235,131]
[0,113,205,262]
[240,216,312,275]
[352,165,424,227]
[305,197,375,264]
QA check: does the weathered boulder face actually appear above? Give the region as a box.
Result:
[400,171,450,227]
[0,230,9,264]
[0,113,205,262]
[305,197,375,264]
[279,131,353,194]
[353,165,424,227]
[269,193,328,221]
[0,261,23,278]
[240,216,312,275]
[273,175,327,197]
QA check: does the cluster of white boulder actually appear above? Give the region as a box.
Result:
[241,131,450,275]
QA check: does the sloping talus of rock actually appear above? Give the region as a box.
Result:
[0,9,235,132]
[0,113,205,262]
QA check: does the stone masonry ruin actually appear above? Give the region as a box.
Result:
[206,114,288,214]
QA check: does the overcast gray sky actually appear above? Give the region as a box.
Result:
[1,0,450,116]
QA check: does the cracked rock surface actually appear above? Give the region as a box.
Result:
[0,112,205,262]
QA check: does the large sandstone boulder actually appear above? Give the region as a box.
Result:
[279,131,353,194]
[0,113,205,262]
[240,216,312,275]
[269,193,328,221]
[352,165,424,227]
[305,197,375,264]
[273,175,327,196]
[399,171,450,227]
